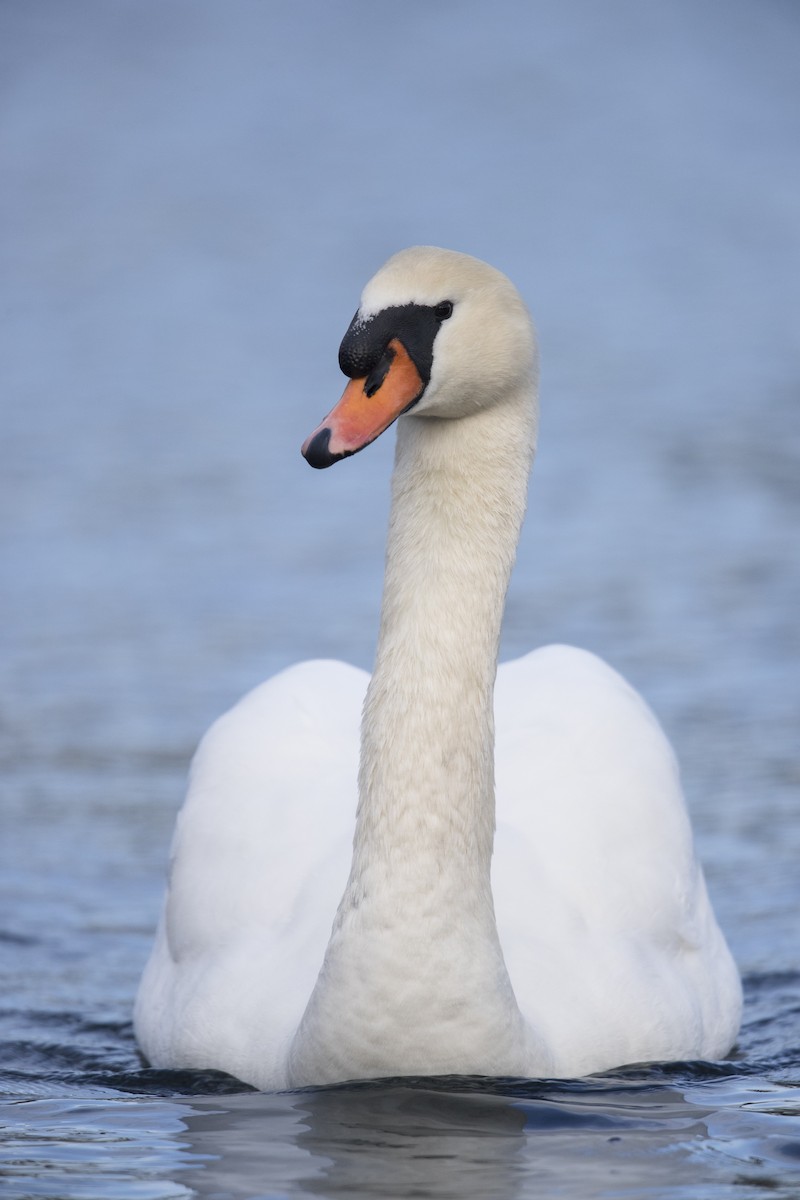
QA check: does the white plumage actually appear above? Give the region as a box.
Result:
[135,248,741,1089]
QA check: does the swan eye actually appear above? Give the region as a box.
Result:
[434,301,454,322]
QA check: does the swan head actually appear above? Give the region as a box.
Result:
[302,247,537,468]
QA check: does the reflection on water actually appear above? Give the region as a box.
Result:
[289,1085,528,1199]
[3,1072,799,1198]
[166,1076,799,1199]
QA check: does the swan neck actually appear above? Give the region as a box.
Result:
[357,393,536,873]
[287,385,538,1086]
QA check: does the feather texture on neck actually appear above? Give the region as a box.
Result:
[288,386,542,1086]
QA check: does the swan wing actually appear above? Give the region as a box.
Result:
[493,644,741,1074]
[134,658,365,1089]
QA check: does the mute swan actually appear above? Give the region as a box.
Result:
[135,247,741,1089]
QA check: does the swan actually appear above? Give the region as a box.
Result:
[134,246,742,1089]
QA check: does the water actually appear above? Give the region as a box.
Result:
[1,0,799,1196]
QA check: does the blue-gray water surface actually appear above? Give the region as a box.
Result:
[1,2,798,1197]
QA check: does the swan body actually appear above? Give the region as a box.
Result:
[135,247,741,1089]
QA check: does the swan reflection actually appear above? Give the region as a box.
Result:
[172,1076,716,1198]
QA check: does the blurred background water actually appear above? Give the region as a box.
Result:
[1,1,798,1196]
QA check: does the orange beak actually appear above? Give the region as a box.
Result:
[302,339,425,468]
